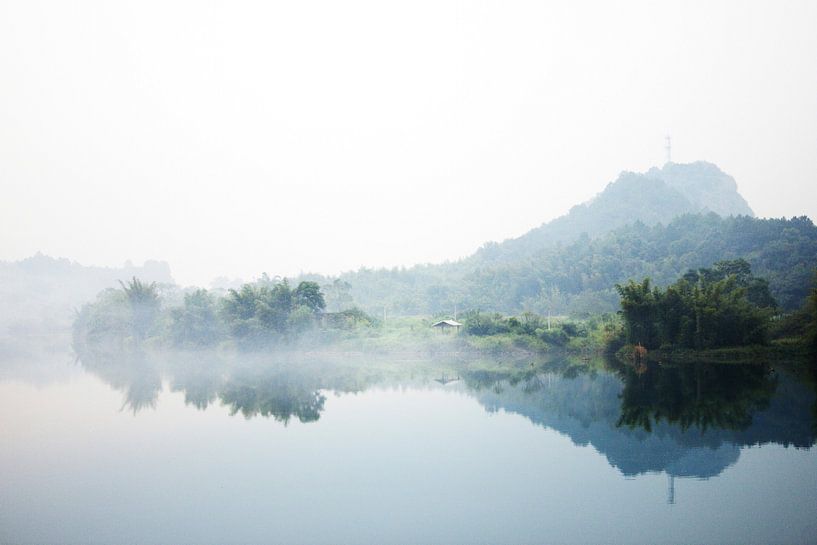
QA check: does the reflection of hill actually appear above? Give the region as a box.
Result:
[468,363,815,479]
[75,345,816,479]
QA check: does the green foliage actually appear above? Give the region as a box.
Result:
[294,281,326,314]
[461,309,598,350]
[769,309,810,341]
[462,311,511,336]
[615,278,660,348]
[616,260,775,350]
[322,307,376,329]
[255,280,294,334]
[221,284,262,340]
[806,271,817,352]
[169,289,224,348]
[315,214,817,316]
[76,277,340,351]
[287,305,315,333]
[73,278,164,351]
[118,276,160,340]
[73,288,132,353]
[539,327,570,347]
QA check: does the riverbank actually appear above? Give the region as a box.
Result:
[614,340,814,366]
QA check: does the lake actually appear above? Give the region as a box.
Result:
[1,349,815,544]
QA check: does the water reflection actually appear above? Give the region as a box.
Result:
[74,345,816,486]
[612,360,776,433]
[76,344,420,422]
[464,357,815,494]
[218,371,326,423]
[79,349,163,414]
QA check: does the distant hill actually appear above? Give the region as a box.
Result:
[0,254,174,355]
[331,213,817,315]
[7,161,812,327]
[313,162,814,315]
[651,161,754,217]
[474,161,754,264]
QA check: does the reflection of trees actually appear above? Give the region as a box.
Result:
[463,358,596,393]
[612,360,777,433]
[465,356,816,480]
[75,347,163,414]
[219,372,325,424]
[120,368,162,413]
[74,342,817,457]
[168,365,223,410]
[75,347,355,423]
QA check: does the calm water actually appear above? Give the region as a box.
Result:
[1,349,815,545]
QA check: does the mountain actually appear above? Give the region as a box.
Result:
[318,162,816,315]
[474,161,754,264]
[329,213,817,315]
[8,161,810,324]
[651,161,753,217]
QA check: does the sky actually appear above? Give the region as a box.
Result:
[1,0,816,286]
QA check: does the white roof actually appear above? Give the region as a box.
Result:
[431,319,463,327]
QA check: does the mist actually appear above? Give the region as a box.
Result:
[2,3,817,544]
[2,1,816,285]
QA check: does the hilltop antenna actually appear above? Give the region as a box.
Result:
[665,135,672,164]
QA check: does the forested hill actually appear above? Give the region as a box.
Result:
[324,214,816,317]
[473,161,754,264]
[311,161,806,317]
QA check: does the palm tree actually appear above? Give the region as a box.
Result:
[119,277,160,340]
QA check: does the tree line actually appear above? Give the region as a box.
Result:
[312,214,817,316]
[616,259,778,349]
[73,275,376,352]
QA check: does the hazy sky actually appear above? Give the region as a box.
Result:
[2,1,816,286]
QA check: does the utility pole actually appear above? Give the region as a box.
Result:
[665,135,672,164]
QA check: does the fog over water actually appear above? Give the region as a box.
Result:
[1,350,815,544]
[2,1,816,284]
[2,3,817,543]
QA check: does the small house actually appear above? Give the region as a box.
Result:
[431,319,463,333]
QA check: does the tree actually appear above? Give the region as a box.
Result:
[169,289,223,348]
[221,284,260,340]
[806,271,817,353]
[615,278,659,347]
[287,305,315,333]
[617,263,774,350]
[256,280,294,334]
[119,277,160,340]
[294,281,326,314]
[323,279,354,312]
